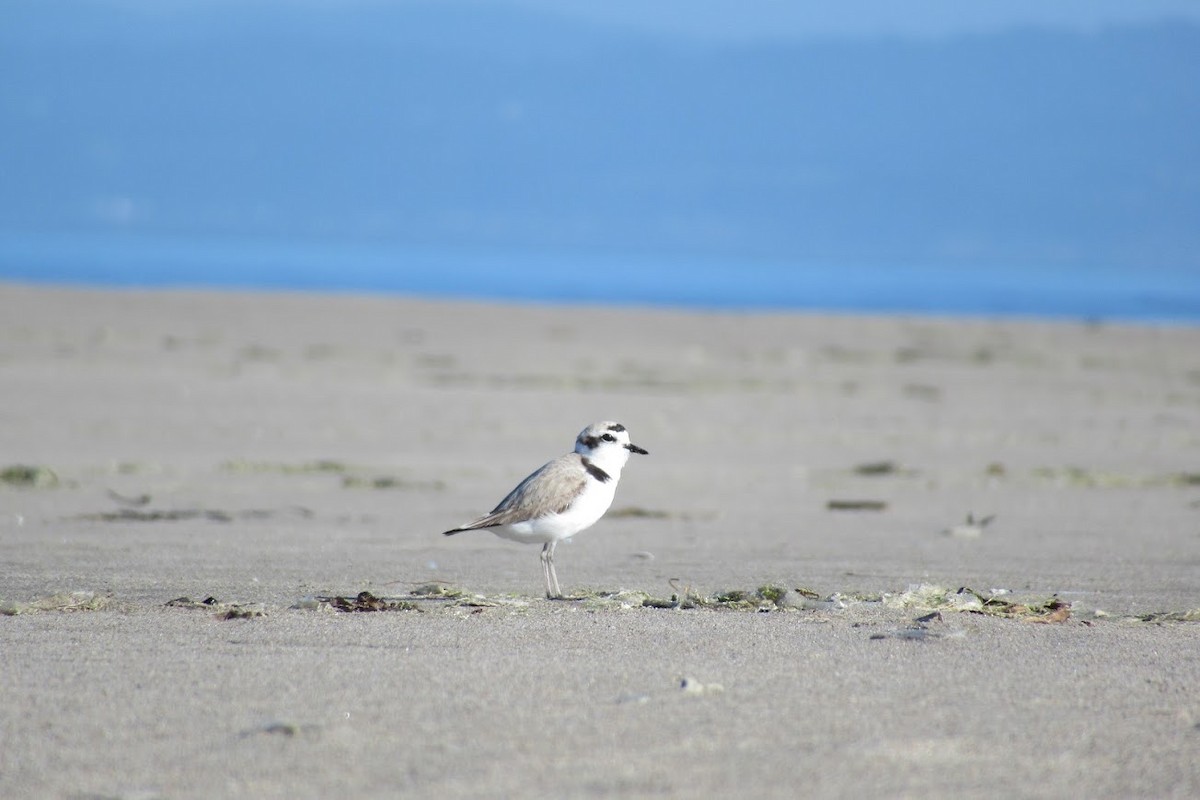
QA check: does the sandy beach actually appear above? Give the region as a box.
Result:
[2,283,1198,798]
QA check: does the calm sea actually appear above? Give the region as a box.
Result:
[2,231,1198,322]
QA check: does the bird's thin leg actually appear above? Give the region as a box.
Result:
[541,541,562,599]
[540,543,557,599]
[548,541,562,598]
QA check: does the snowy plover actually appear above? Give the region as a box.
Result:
[442,421,649,599]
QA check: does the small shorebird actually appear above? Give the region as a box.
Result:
[442,421,649,598]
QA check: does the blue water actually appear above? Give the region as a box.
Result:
[2,231,1198,322]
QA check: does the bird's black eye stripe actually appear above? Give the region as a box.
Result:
[600,433,616,442]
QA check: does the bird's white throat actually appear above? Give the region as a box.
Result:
[575,443,632,480]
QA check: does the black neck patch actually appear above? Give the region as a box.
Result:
[581,457,611,483]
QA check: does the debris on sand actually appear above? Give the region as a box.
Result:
[238,719,323,739]
[884,584,1071,622]
[1031,466,1200,489]
[1,590,113,615]
[220,459,444,491]
[146,584,1199,625]
[76,507,313,523]
[219,606,266,620]
[607,506,671,519]
[165,595,265,619]
[0,464,59,489]
[1134,609,1200,623]
[220,459,349,475]
[852,460,906,476]
[340,474,445,491]
[942,513,996,539]
[106,489,152,507]
[636,583,803,611]
[315,591,421,612]
[827,499,888,512]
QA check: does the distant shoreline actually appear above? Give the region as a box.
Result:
[3,231,1198,324]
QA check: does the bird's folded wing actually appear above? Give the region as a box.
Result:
[457,454,586,530]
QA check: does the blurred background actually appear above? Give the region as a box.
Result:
[2,0,1199,319]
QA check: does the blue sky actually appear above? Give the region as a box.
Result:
[394,0,1200,40]
[83,0,1200,40]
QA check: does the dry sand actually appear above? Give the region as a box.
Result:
[1,283,1199,798]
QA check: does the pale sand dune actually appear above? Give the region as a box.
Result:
[2,284,1198,798]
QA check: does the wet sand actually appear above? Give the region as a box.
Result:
[2,284,1199,798]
